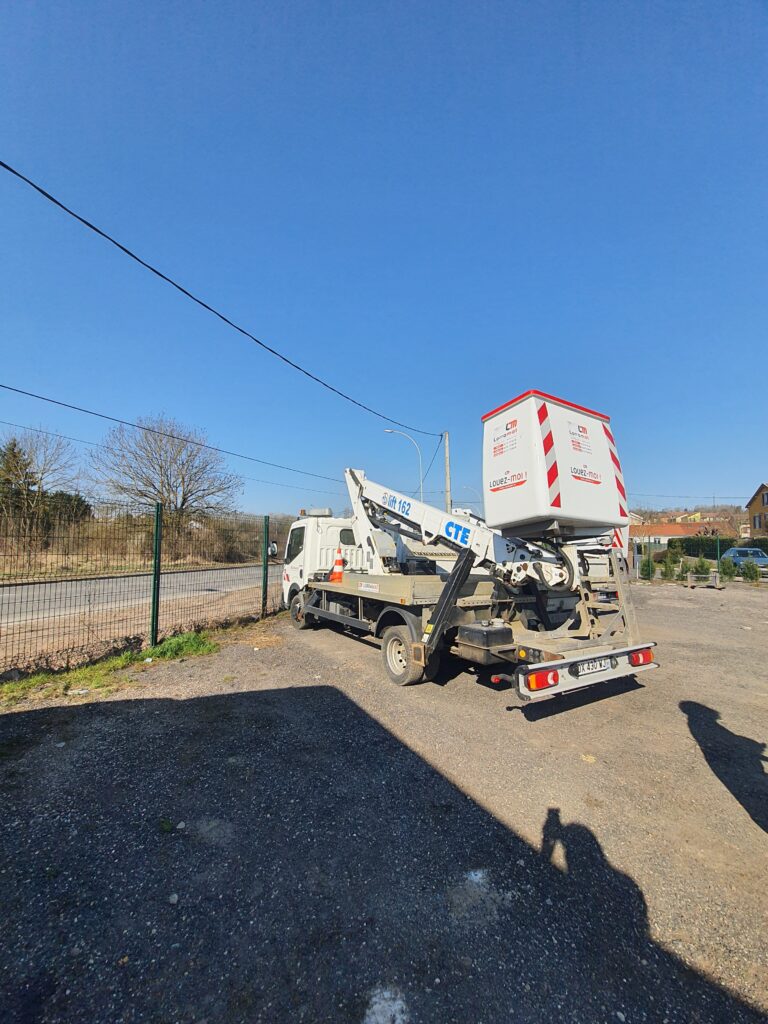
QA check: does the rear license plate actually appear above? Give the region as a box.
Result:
[576,657,611,676]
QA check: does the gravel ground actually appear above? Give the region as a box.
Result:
[1,583,766,1023]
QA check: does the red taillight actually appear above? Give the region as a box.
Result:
[629,648,653,667]
[526,669,560,691]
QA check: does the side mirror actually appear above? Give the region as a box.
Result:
[268,541,278,558]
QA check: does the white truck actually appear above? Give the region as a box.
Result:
[282,390,656,703]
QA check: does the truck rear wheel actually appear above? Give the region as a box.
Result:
[381,625,426,685]
[290,591,313,630]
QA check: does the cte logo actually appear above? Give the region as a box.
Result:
[444,520,471,546]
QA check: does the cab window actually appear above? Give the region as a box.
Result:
[286,526,305,563]
[339,528,356,546]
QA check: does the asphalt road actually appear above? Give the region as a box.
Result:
[0,564,284,626]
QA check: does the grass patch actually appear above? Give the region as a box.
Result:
[0,632,218,707]
[144,631,217,660]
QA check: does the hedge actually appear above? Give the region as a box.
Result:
[678,537,735,558]
[678,536,768,558]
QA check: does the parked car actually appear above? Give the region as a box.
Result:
[721,547,768,574]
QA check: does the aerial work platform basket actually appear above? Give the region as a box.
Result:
[481,390,630,537]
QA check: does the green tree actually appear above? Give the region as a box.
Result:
[719,557,735,581]
[43,491,92,523]
[741,559,759,583]
[667,538,683,560]
[0,431,78,543]
[660,552,677,580]
[676,558,691,581]
[640,557,655,580]
[693,556,711,577]
[0,438,35,522]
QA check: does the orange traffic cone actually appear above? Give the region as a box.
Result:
[328,546,344,583]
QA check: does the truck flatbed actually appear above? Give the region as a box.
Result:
[308,572,495,607]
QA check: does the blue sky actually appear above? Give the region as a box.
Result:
[1,1,765,514]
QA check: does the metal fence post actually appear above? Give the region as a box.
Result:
[261,515,270,619]
[150,503,163,647]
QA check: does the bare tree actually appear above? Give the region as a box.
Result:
[0,428,79,532]
[89,416,242,513]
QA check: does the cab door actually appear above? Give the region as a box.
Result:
[283,524,306,603]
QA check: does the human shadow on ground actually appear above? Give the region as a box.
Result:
[680,700,768,834]
[1,687,763,1023]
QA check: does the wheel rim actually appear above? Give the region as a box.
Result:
[386,635,407,676]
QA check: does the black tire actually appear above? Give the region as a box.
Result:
[381,625,425,686]
[290,591,313,630]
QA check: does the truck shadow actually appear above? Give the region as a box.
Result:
[0,687,762,1023]
[680,700,768,834]
[511,675,645,720]
[308,632,643,715]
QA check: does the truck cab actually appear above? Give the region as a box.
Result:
[282,506,466,609]
[282,509,366,608]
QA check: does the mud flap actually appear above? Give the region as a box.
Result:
[410,642,427,667]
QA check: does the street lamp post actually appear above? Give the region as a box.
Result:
[384,429,423,505]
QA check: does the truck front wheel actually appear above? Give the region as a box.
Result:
[290,591,313,630]
[381,625,426,685]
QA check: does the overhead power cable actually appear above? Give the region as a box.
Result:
[0,159,441,438]
[422,435,444,486]
[0,384,342,482]
[406,434,444,498]
[0,419,103,449]
[0,415,481,510]
[0,420,345,496]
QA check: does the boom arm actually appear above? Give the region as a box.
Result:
[345,468,573,590]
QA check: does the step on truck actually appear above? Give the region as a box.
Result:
[283,390,657,704]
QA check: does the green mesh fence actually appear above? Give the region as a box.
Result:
[0,499,282,675]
